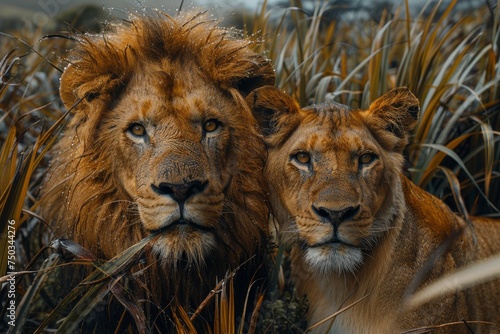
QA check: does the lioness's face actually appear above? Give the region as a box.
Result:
[249,87,419,274]
[103,67,243,264]
[267,110,399,273]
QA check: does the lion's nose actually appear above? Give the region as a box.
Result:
[312,205,360,226]
[152,180,207,204]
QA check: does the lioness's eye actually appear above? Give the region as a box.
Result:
[359,153,376,165]
[293,152,311,165]
[127,123,146,137]
[203,119,220,133]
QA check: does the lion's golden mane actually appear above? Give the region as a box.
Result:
[40,9,274,328]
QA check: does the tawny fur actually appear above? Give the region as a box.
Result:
[40,10,274,329]
[248,86,500,334]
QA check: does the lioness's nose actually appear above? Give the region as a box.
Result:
[312,205,360,226]
[152,180,207,204]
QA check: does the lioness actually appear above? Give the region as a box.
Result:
[40,10,274,330]
[247,86,500,333]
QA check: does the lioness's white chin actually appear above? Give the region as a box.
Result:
[152,231,217,269]
[304,244,364,274]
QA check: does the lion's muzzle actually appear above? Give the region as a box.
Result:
[151,180,208,206]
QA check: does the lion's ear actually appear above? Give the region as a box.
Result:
[246,86,300,137]
[235,55,276,96]
[214,50,275,97]
[364,87,420,152]
[59,64,103,110]
[60,62,127,112]
[59,56,130,146]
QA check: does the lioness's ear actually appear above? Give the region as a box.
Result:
[246,86,300,136]
[363,87,420,152]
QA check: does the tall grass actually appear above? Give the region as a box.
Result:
[0,0,499,333]
[0,31,67,275]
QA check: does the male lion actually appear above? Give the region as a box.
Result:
[40,10,274,330]
[247,86,500,333]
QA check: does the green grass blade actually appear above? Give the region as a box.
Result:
[34,235,155,333]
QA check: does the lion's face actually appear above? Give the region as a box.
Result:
[108,68,244,264]
[248,87,419,274]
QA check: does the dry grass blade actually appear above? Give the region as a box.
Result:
[50,238,97,261]
[368,19,392,103]
[420,143,499,212]
[401,320,500,334]
[0,128,18,276]
[470,116,495,198]
[219,280,228,334]
[0,270,41,283]
[0,32,63,73]
[214,293,220,334]
[419,132,479,185]
[328,49,383,101]
[229,277,235,333]
[307,293,369,331]
[0,128,16,190]
[237,269,269,334]
[0,145,36,275]
[172,304,197,334]
[247,293,265,334]
[406,253,500,310]
[213,273,240,334]
[109,281,149,334]
[433,166,470,221]
[190,256,253,325]
[437,85,495,147]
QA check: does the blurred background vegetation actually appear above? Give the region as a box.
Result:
[1,0,499,333]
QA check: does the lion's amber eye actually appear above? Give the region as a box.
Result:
[203,119,220,133]
[359,153,376,165]
[128,123,146,137]
[293,152,311,165]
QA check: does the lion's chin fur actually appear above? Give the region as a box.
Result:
[151,228,217,270]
